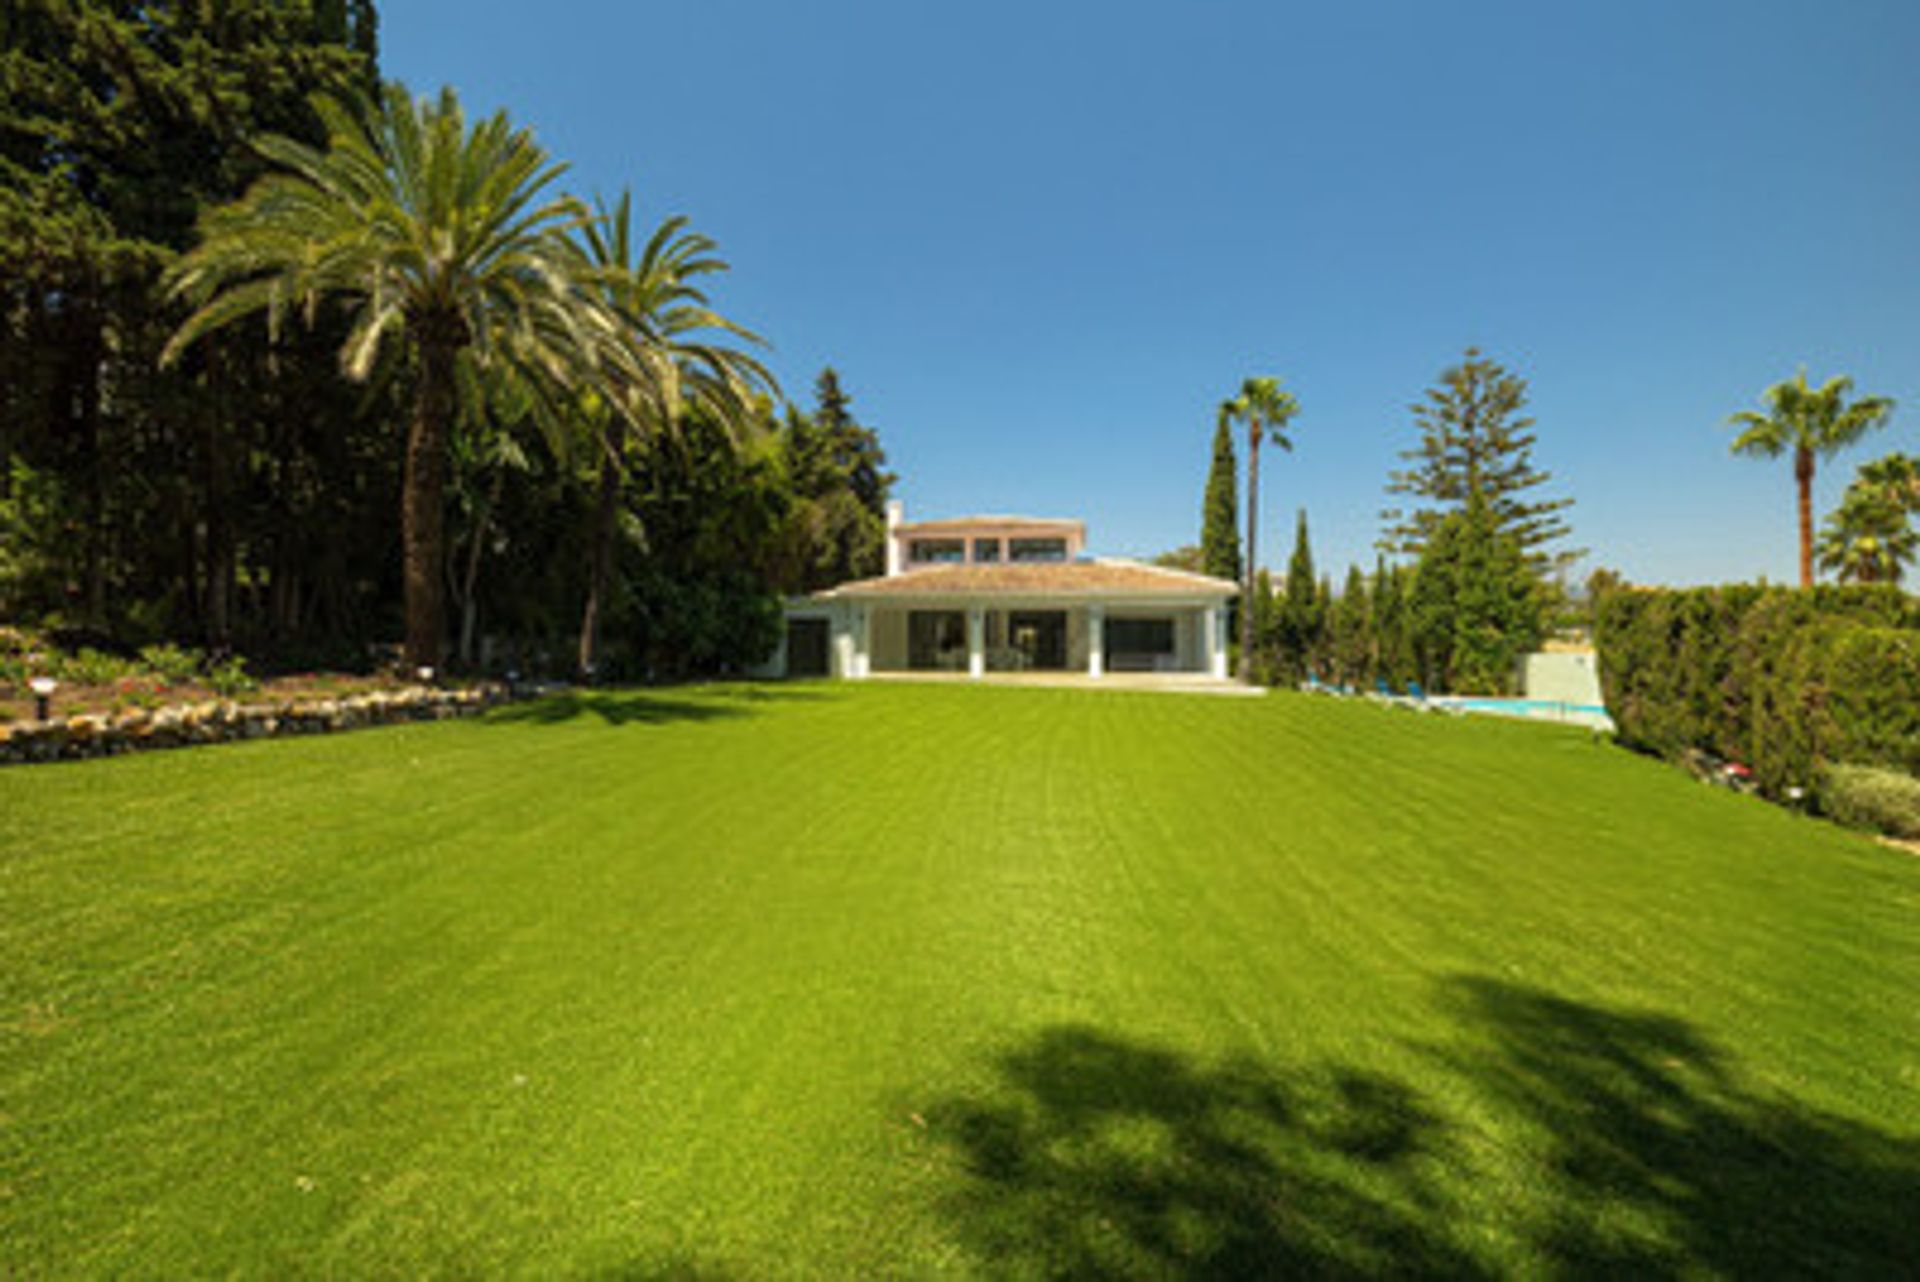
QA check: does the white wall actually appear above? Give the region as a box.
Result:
[1522,652,1604,706]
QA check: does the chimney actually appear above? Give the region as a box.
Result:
[885,499,904,577]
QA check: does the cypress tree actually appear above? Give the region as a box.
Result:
[1370,556,1405,687]
[1201,417,1241,585]
[1333,564,1371,685]
[1250,568,1279,682]
[1276,509,1322,682]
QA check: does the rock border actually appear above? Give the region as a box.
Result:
[0,684,513,766]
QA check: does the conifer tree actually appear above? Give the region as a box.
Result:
[1201,416,1241,586]
[1408,493,1546,693]
[1333,564,1371,685]
[1275,509,1323,682]
[1382,347,1576,570]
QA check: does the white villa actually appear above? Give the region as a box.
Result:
[761,504,1237,680]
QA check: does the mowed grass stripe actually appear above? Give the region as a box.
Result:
[3,683,1917,1276]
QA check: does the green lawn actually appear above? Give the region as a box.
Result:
[4,684,1917,1277]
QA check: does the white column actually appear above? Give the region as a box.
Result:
[1087,604,1105,678]
[1207,605,1228,679]
[854,607,872,679]
[966,605,985,678]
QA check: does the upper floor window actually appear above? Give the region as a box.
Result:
[1009,537,1068,563]
[909,538,965,564]
[972,538,1002,563]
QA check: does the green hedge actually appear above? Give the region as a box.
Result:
[1595,585,1920,798]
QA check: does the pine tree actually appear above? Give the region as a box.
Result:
[1201,417,1241,585]
[775,369,895,591]
[1382,347,1577,570]
[812,368,892,517]
[1408,493,1547,693]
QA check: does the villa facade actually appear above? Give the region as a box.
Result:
[762,504,1237,680]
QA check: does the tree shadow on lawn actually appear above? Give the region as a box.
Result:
[1430,976,1920,1278]
[485,684,826,728]
[920,983,1920,1278]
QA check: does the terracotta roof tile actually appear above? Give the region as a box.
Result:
[820,559,1237,599]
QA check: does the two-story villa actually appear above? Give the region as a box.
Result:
[762,504,1237,680]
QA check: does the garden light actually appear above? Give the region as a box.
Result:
[416,666,435,685]
[28,676,57,721]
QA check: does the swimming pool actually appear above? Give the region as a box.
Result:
[1430,695,1615,730]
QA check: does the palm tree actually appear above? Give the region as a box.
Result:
[1858,452,1920,509]
[162,83,607,668]
[1727,371,1895,587]
[1817,452,1920,585]
[1219,377,1300,680]
[1817,486,1918,584]
[572,192,774,680]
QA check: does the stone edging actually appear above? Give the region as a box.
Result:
[0,684,512,766]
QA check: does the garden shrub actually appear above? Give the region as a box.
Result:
[204,656,260,698]
[1596,585,1920,797]
[137,643,203,685]
[1820,764,1920,840]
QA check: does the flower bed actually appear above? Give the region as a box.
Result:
[0,683,510,766]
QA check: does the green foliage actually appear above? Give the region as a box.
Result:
[1268,509,1324,683]
[774,370,894,593]
[2,2,381,651]
[1152,545,1205,572]
[1370,558,1413,686]
[1818,452,1920,584]
[1596,585,1920,796]
[204,655,260,698]
[1220,377,1300,679]
[1727,370,1897,586]
[1383,348,1576,569]
[1331,565,1372,685]
[1201,416,1240,585]
[164,80,611,667]
[58,648,137,688]
[136,644,203,686]
[1409,494,1547,694]
[1820,763,1920,840]
[0,458,72,621]
[625,570,782,680]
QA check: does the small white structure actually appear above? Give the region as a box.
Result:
[759,504,1237,681]
[1520,651,1605,708]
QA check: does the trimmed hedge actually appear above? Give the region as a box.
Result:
[1595,585,1920,798]
[1821,764,1920,840]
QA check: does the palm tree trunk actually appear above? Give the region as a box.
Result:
[578,420,626,682]
[1240,422,1260,681]
[402,335,457,669]
[1796,446,1815,588]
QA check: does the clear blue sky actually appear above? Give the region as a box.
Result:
[383,0,1920,585]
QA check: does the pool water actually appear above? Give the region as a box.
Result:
[1432,696,1615,729]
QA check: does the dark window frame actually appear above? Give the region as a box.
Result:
[1008,537,1069,563]
[908,538,966,564]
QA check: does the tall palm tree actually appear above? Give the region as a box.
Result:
[1220,377,1300,680]
[162,83,607,668]
[1727,371,1895,587]
[572,192,774,680]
